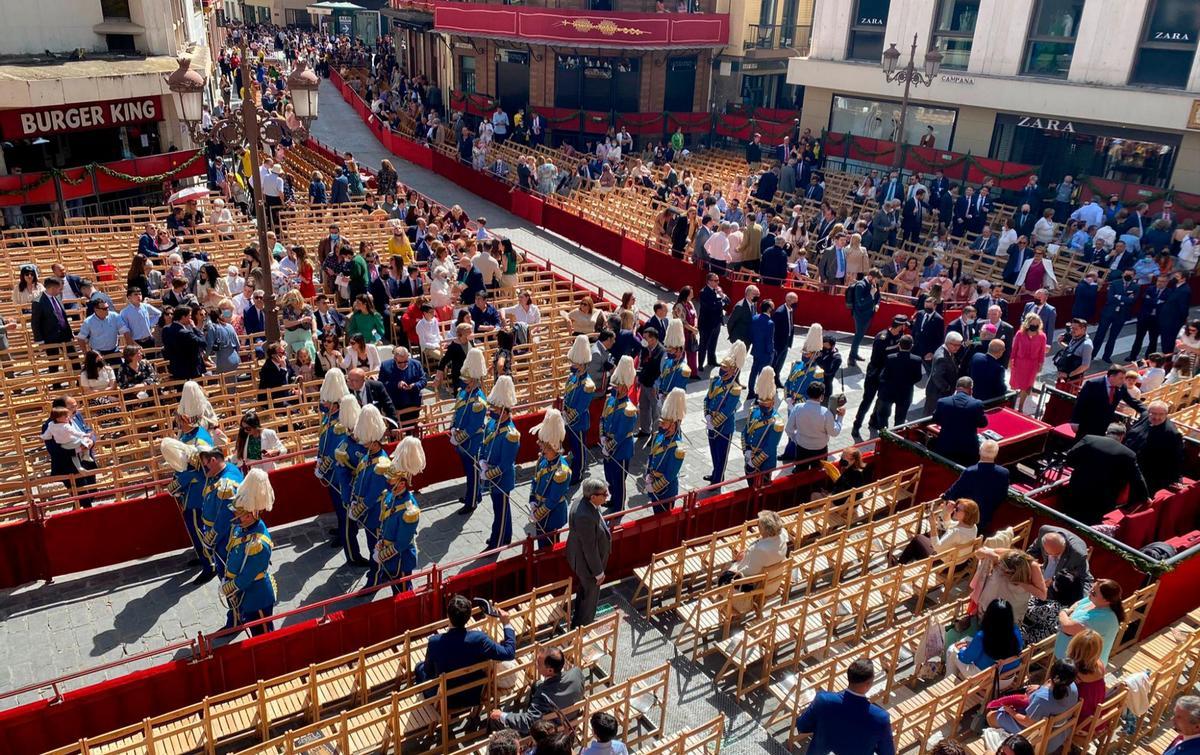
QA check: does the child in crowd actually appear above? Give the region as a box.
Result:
[581,712,628,755]
[41,406,96,465]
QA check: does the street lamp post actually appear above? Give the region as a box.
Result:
[167,46,320,342]
[880,34,943,168]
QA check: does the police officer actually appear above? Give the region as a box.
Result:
[481,375,521,550]
[562,335,596,485]
[331,395,369,566]
[852,314,908,437]
[374,437,425,593]
[645,387,687,515]
[529,408,572,549]
[743,367,785,481]
[703,342,745,484]
[348,405,392,562]
[656,319,691,401]
[452,348,489,515]
[221,468,276,636]
[600,355,638,512]
[316,368,350,547]
[781,325,824,461]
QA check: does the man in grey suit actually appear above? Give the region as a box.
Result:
[567,479,612,628]
[1027,524,1093,605]
[489,648,585,733]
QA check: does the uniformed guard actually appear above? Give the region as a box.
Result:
[529,408,571,549]
[348,404,392,560]
[781,325,825,461]
[743,367,785,481]
[331,394,369,566]
[220,468,277,637]
[562,335,596,486]
[452,347,489,515]
[656,319,691,400]
[703,341,746,485]
[600,355,638,512]
[169,381,218,581]
[372,437,425,593]
[481,375,521,550]
[645,387,687,515]
[198,444,244,577]
[316,368,351,547]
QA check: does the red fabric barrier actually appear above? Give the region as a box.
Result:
[755,118,793,142]
[606,508,686,579]
[666,112,711,134]
[541,108,582,132]
[965,157,1034,191]
[0,519,48,587]
[1146,547,1200,634]
[620,235,646,273]
[509,190,544,226]
[1156,481,1200,542]
[581,111,611,135]
[616,112,664,136]
[752,107,799,124]
[715,113,752,141]
[442,549,530,603]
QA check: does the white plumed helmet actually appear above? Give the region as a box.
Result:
[661,387,687,422]
[338,394,361,431]
[320,368,350,403]
[534,408,566,448]
[159,437,195,473]
[568,334,591,364]
[178,380,213,421]
[234,468,275,514]
[488,375,517,409]
[722,341,747,371]
[664,318,685,349]
[462,347,488,380]
[353,404,387,445]
[612,355,636,387]
[389,436,426,480]
[756,367,777,402]
[802,323,824,354]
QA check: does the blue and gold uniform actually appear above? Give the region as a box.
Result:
[450,385,487,511]
[655,351,690,397]
[784,359,822,406]
[600,391,638,511]
[332,434,367,562]
[480,413,521,548]
[171,426,213,568]
[200,462,244,573]
[704,371,742,484]
[372,484,420,593]
[743,402,784,480]
[222,518,276,634]
[530,453,571,549]
[349,447,392,556]
[315,404,341,485]
[645,427,685,514]
[562,369,595,485]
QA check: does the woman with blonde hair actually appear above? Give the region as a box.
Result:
[974,549,1048,624]
[279,289,316,361]
[565,295,602,334]
[844,232,871,282]
[1065,629,1107,726]
[1009,313,1047,412]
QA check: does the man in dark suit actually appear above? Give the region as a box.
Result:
[979,304,1015,367]
[973,282,1008,325]
[932,376,989,465]
[968,339,1008,404]
[162,305,207,381]
[874,335,924,429]
[945,306,980,345]
[969,187,993,234]
[937,184,956,222]
[418,593,517,705]
[875,171,902,205]
[943,439,1008,528]
[1129,275,1168,361]
[745,133,763,164]
[748,300,775,392]
[1016,176,1043,215]
[1124,400,1184,495]
[1064,423,1148,525]
[970,226,998,255]
[726,287,757,347]
[795,658,894,755]
[378,347,427,435]
[1002,236,1032,285]
[567,479,612,628]
[31,277,75,347]
[927,170,950,209]
[641,301,671,345]
[347,367,399,427]
[313,294,346,337]
[848,269,882,365]
[770,293,796,385]
[901,188,927,244]
[369,264,403,316]
[1027,524,1094,605]
[1071,367,1144,439]
[951,186,975,237]
[1094,271,1138,362]
[636,328,665,435]
[1012,204,1037,239]
[1103,240,1136,277]
[924,331,964,415]
[1159,272,1192,355]
[697,273,729,370]
[1022,289,1058,340]
[395,266,425,300]
[803,173,824,202]
[489,648,584,734]
[754,166,779,203]
[911,298,944,368]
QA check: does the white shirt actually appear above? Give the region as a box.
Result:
[239,428,284,472]
[416,317,443,350]
[704,231,731,262]
[1094,225,1117,248]
[1140,367,1166,393]
[726,231,744,262]
[342,344,381,373]
[225,274,245,294]
[734,533,789,578]
[261,172,285,199]
[507,303,542,326]
[785,400,842,451]
[996,227,1018,258]
[430,278,452,309]
[1033,217,1057,245]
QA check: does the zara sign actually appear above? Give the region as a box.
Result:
[1015,115,1076,132]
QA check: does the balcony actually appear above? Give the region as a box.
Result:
[431,0,729,48]
[744,23,811,56]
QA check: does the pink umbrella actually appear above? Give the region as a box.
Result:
[167,185,209,205]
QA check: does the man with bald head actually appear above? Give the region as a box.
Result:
[347,367,398,426]
[942,439,1009,530]
[1027,524,1093,606]
[1124,399,1184,494]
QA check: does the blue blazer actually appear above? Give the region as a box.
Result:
[1165,737,1200,755]
[932,391,988,457]
[968,353,1006,403]
[771,304,794,353]
[420,626,517,705]
[796,690,894,755]
[944,461,1010,528]
[750,313,775,359]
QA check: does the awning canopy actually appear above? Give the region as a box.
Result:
[307,1,364,15]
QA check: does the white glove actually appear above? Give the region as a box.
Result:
[478,461,489,474]
[705,416,714,432]
[372,545,382,564]
[744,451,752,464]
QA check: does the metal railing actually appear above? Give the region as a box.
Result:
[745,23,810,52]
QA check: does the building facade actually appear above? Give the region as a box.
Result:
[787,0,1200,193]
[711,0,813,112]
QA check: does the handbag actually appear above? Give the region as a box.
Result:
[968,666,1002,734]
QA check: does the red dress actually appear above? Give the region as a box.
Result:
[1009,330,1047,390]
[298,262,317,299]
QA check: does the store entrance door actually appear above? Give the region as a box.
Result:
[497,52,530,117]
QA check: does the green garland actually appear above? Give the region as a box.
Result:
[0,150,205,198]
[1078,175,1200,213]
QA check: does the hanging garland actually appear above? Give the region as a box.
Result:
[541,111,582,126]
[1078,176,1200,213]
[0,150,206,198]
[0,171,56,197]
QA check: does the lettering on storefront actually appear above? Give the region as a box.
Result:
[940,74,975,84]
[1016,116,1075,132]
[1,96,162,139]
[1154,32,1192,41]
[857,17,886,25]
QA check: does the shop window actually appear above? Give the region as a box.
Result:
[100,0,130,18]
[459,56,476,95]
[106,34,137,52]
[556,55,641,113]
[829,93,957,147]
[1130,0,1198,88]
[1022,0,1085,78]
[932,0,979,70]
[847,0,890,62]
